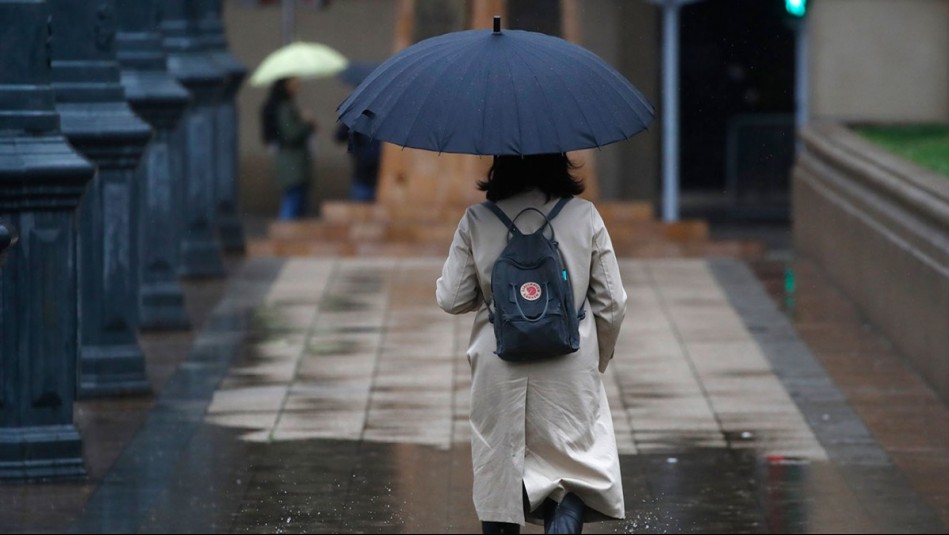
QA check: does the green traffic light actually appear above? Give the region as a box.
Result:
[786,0,807,17]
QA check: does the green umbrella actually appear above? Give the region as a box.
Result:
[249,41,349,87]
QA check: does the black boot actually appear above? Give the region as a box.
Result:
[542,499,558,533]
[544,493,585,534]
[482,521,521,534]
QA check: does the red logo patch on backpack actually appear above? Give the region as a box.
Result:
[520,282,542,301]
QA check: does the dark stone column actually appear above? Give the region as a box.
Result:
[116,0,193,330]
[161,0,228,278]
[0,0,95,479]
[49,0,154,398]
[0,221,17,266]
[198,0,247,253]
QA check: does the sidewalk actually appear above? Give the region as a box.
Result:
[1,254,946,533]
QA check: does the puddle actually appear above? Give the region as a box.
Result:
[320,294,370,312]
[305,338,362,357]
[131,437,855,534]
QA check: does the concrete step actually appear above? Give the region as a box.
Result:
[251,201,762,260]
[607,219,709,244]
[596,200,655,224]
[266,218,457,245]
[322,200,656,226]
[247,239,355,257]
[321,201,472,224]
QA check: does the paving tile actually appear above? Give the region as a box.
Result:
[208,385,289,413]
[206,411,282,430]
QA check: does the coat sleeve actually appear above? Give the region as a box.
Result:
[587,206,627,373]
[436,210,483,315]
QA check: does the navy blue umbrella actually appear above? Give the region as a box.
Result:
[337,61,382,87]
[337,17,654,156]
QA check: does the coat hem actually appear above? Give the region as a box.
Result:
[476,508,527,526]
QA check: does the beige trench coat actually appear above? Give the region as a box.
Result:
[436,189,627,525]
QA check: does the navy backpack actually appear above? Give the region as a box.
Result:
[483,197,585,362]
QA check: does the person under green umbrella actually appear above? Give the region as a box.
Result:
[260,77,316,220]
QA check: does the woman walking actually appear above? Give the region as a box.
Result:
[436,153,627,534]
[260,76,316,220]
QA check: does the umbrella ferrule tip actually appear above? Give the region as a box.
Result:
[493,16,501,33]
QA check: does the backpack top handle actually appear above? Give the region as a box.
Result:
[483,197,571,242]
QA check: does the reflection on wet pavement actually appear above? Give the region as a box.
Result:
[128,437,893,533]
[205,259,830,461]
[64,258,945,533]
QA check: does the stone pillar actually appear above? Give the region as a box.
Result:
[0,0,95,478]
[0,220,17,266]
[115,0,192,330]
[49,0,154,398]
[198,0,247,253]
[161,0,228,278]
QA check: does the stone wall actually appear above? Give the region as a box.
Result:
[793,123,949,403]
[809,0,949,123]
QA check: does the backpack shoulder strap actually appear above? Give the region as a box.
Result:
[545,197,585,320]
[482,201,519,235]
[483,197,571,237]
[546,197,571,221]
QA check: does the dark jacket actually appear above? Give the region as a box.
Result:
[275,101,314,189]
[334,122,381,186]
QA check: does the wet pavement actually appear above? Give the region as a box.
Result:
[2,256,947,533]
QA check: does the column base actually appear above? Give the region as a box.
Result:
[0,425,85,480]
[139,282,191,331]
[216,214,246,254]
[179,236,225,279]
[78,343,151,399]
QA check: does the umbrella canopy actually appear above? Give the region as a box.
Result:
[337,20,654,155]
[250,41,348,87]
[337,60,382,87]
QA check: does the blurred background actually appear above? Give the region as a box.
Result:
[227,0,948,224]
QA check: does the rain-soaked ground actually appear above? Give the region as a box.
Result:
[3,257,947,533]
[124,436,863,533]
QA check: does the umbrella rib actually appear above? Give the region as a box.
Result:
[556,43,655,133]
[514,39,570,152]
[339,39,467,118]
[392,47,476,151]
[432,42,493,153]
[340,32,480,117]
[339,36,476,136]
[499,44,524,154]
[516,40,603,149]
[544,40,651,142]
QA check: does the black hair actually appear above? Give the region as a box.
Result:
[478,153,584,202]
[260,78,292,144]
